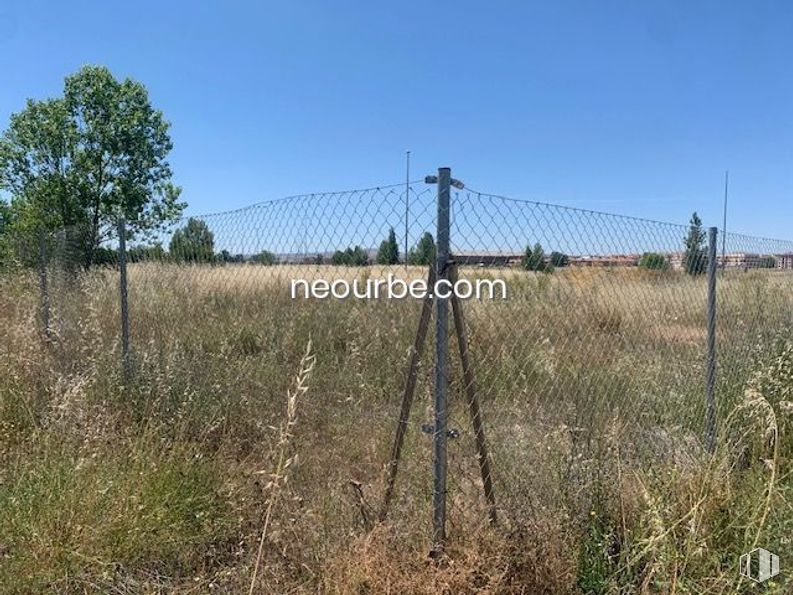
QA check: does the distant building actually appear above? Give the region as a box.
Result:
[670,251,782,271]
[569,254,640,268]
[722,252,762,269]
[452,252,519,267]
[776,253,793,270]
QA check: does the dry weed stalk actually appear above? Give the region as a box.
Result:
[726,386,779,595]
[248,340,316,595]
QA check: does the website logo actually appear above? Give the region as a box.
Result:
[740,548,780,583]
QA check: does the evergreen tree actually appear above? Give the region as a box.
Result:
[376,227,400,265]
[522,242,546,271]
[331,245,368,266]
[682,212,707,275]
[407,232,435,265]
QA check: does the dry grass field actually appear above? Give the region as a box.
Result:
[0,263,791,593]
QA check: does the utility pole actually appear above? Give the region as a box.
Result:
[705,227,718,452]
[721,171,728,270]
[405,151,410,268]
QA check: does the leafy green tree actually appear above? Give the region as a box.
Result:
[549,251,569,268]
[376,227,400,265]
[522,242,546,271]
[256,250,278,265]
[331,246,368,266]
[0,65,184,267]
[407,232,435,265]
[215,250,245,264]
[127,244,166,263]
[638,252,668,270]
[169,218,214,262]
[682,212,707,275]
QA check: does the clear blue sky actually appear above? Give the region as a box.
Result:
[1,0,791,239]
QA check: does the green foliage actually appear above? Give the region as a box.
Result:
[128,244,166,263]
[577,513,618,594]
[169,218,214,263]
[92,246,118,266]
[0,200,9,234]
[331,245,368,266]
[0,65,184,268]
[0,437,230,593]
[376,227,400,265]
[218,249,232,263]
[682,212,707,275]
[407,232,435,265]
[638,252,669,270]
[255,250,278,265]
[549,251,569,267]
[216,250,245,264]
[758,255,776,269]
[522,242,550,272]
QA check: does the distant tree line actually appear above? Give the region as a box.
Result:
[6,199,777,275]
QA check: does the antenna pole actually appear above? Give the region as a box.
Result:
[405,151,410,269]
[721,170,728,270]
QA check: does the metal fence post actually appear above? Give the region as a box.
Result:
[705,226,717,453]
[38,228,52,341]
[432,167,451,553]
[118,217,131,381]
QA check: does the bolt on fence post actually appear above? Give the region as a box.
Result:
[432,167,451,554]
[118,217,131,382]
[38,228,52,341]
[705,226,718,453]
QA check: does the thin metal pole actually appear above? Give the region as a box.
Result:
[405,151,410,268]
[380,265,436,522]
[721,171,728,270]
[118,218,131,381]
[432,167,451,553]
[705,226,718,453]
[449,264,497,526]
[38,228,52,341]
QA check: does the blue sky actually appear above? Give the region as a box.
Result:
[1,0,791,239]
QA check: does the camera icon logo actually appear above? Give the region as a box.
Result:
[740,548,780,583]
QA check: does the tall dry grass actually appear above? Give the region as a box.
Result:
[0,264,790,593]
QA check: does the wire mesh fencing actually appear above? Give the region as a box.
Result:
[7,170,792,552]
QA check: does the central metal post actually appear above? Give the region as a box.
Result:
[432,167,451,551]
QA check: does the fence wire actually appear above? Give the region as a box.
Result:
[8,177,793,549]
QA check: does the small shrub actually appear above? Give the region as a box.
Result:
[255,250,278,265]
[550,251,569,267]
[235,327,262,356]
[638,252,668,270]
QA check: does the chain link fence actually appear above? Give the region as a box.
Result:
[8,169,793,554]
